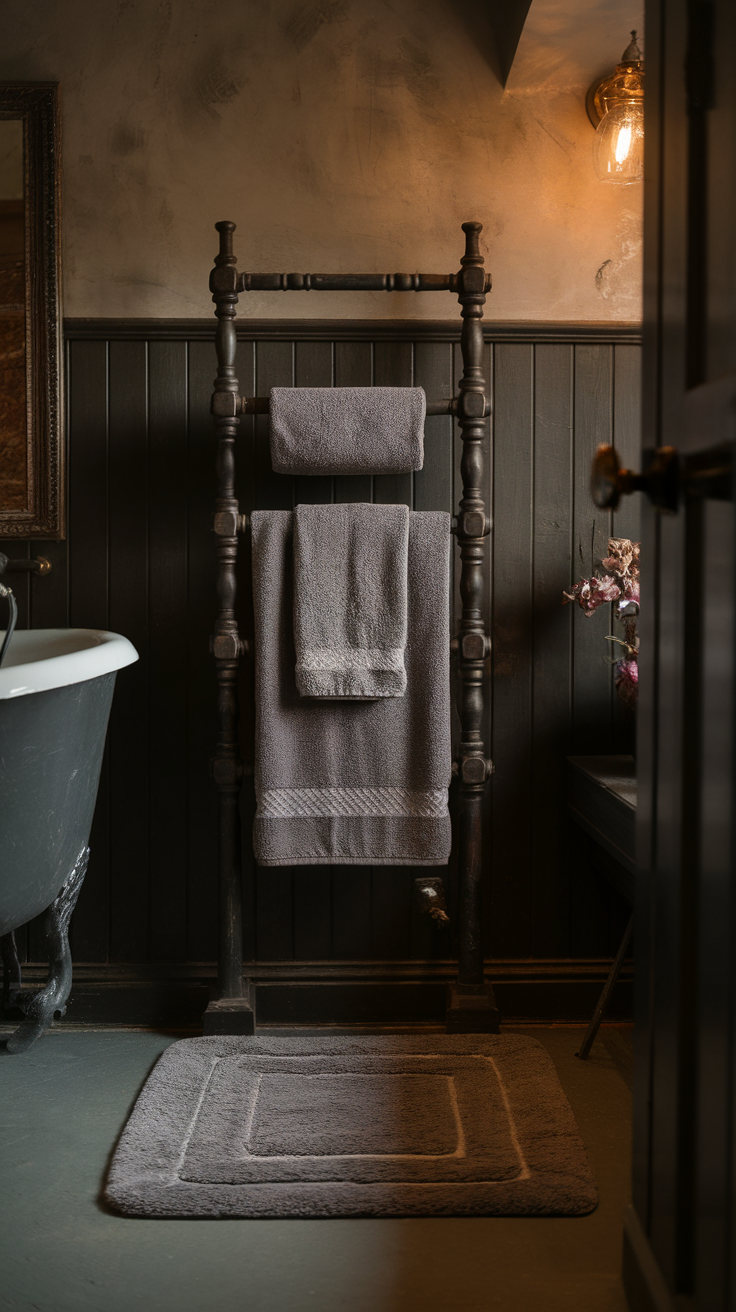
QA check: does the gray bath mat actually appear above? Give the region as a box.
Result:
[105,1035,597,1218]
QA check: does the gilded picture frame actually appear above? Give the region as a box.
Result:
[0,84,63,539]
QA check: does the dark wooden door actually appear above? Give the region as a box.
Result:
[626,1,736,1308]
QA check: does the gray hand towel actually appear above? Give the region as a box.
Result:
[294,502,409,700]
[251,509,451,866]
[269,387,426,475]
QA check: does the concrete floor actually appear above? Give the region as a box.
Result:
[0,1025,632,1312]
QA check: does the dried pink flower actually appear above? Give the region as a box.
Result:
[602,538,640,579]
[615,657,639,709]
[620,576,640,605]
[563,537,640,710]
[563,574,622,615]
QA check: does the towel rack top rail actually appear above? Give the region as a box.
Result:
[205,220,498,1038]
[236,272,492,294]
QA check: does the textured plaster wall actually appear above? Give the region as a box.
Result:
[0,0,643,320]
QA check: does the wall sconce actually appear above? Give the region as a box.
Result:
[586,31,644,184]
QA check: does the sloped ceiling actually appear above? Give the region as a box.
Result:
[453,0,535,88]
[487,0,535,86]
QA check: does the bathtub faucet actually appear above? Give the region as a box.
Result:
[0,563,17,668]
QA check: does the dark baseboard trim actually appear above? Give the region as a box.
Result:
[622,1205,682,1312]
[64,318,643,344]
[9,957,633,1027]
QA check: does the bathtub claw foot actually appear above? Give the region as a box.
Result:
[5,848,89,1055]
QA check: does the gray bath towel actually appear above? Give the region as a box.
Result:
[293,502,409,700]
[269,387,426,475]
[251,509,451,866]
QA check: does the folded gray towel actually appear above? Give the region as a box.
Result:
[251,509,451,866]
[294,502,409,700]
[269,387,426,475]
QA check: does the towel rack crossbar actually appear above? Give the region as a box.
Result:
[228,396,491,419]
[205,219,499,1039]
[236,271,491,294]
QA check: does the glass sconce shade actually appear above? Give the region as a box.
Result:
[594,98,644,183]
[587,32,644,185]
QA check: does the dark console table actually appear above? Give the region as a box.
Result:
[567,755,636,1058]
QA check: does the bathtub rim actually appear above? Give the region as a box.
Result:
[0,628,139,699]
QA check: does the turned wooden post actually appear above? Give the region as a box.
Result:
[446,222,499,1032]
[203,221,255,1034]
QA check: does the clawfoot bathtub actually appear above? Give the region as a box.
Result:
[0,629,137,1052]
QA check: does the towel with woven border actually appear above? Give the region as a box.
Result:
[293,502,409,700]
[269,387,425,476]
[251,509,451,866]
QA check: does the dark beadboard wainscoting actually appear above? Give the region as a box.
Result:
[1,319,641,1023]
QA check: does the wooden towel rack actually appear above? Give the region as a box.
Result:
[205,220,498,1035]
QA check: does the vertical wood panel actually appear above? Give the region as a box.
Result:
[147,341,189,961]
[293,872,332,961]
[530,344,574,956]
[107,340,149,961]
[489,344,534,957]
[571,344,615,753]
[612,343,642,755]
[372,867,412,960]
[185,339,222,963]
[570,344,617,955]
[332,873,372,959]
[612,344,642,543]
[28,539,68,627]
[67,340,110,961]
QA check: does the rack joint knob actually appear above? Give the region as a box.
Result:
[210,633,249,659]
[456,508,489,539]
[213,509,249,536]
[453,754,493,785]
[211,391,241,418]
[452,632,491,661]
[211,756,244,789]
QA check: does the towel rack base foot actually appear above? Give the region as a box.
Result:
[445,983,500,1034]
[203,986,256,1036]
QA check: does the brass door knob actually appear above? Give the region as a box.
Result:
[591,444,679,512]
[592,442,732,511]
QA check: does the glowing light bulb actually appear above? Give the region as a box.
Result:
[587,32,644,185]
[594,100,644,183]
[615,124,632,165]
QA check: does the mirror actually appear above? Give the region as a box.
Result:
[0,85,63,539]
